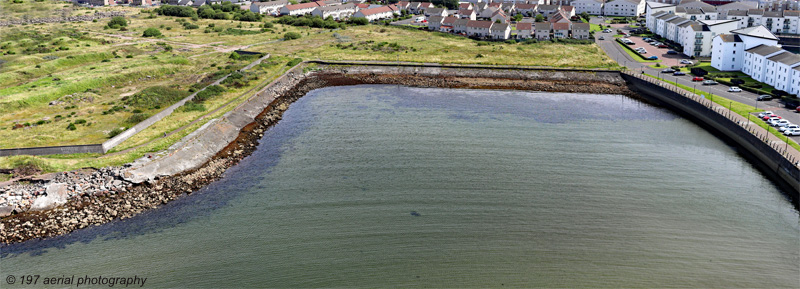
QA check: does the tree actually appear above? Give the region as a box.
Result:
[513,14,523,22]
[495,19,501,23]
[142,28,162,37]
[535,14,544,22]
[229,51,241,60]
[580,12,590,22]
[348,17,369,25]
[108,16,128,29]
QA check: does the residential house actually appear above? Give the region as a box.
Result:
[562,5,575,17]
[352,5,400,21]
[480,6,501,19]
[491,23,512,39]
[406,2,421,13]
[549,11,572,24]
[491,10,510,23]
[428,15,445,30]
[440,16,458,32]
[280,2,323,16]
[457,9,478,20]
[454,18,471,34]
[516,22,533,38]
[425,7,449,17]
[552,22,571,38]
[131,0,158,6]
[311,3,357,20]
[537,5,561,17]
[603,0,644,17]
[514,3,538,16]
[467,20,494,37]
[250,0,288,15]
[395,1,410,11]
[716,1,758,19]
[572,22,590,39]
[459,2,473,10]
[535,22,551,40]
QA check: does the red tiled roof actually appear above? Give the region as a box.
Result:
[467,20,493,28]
[442,16,458,24]
[355,3,369,8]
[284,1,321,10]
[516,22,532,30]
[553,22,570,30]
[358,5,394,16]
[458,3,472,9]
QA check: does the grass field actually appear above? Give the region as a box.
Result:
[0,3,620,173]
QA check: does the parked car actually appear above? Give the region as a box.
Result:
[657,44,669,48]
[767,117,782,125]
[702,80,717,85]
[673,71,686,76]
[780,124,799,132]
[771,119,790,127]
[662,68,675,73]
[643,37,651,41]
[647,56,658,60]
[667,50,678,54]
[603,29,612,33]
[728,87,742,92]
[598,36,605,40]
[785,128,800,136]
[763,114,781,121]
[692,77,704,81]
[680,60,693,65]
[758,111,775,118]
[797,107,800,113]
[756,94,773,101]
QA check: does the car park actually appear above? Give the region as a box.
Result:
[680,60,693,65]
[702,80,717,85]
[603,29,612,33]
[780,124,799,132]
[673,71,685,76]
[785,128,800,136]
[692,77,704,81]
[728,87,742,92]
[642,37,651,41]
[771,119,790,127]
[756,95,773,101]
[657,44,669,48]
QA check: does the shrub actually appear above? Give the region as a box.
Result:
[286,57,302,67]
[230,51,241,60]
[66,123,76,131]
[108,127,125,138]
[74,119,87,125]
[126,113,150,124]
[122,86,189,109]
[284,32,301,40]
[180,102,206,112]
[348,17,369,25]
[142,28,162,37]
[108,16,128,28]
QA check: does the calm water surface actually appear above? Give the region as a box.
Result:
[2,85,798,288]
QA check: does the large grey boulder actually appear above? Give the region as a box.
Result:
[0,205,13,217]
[29,183,69,211]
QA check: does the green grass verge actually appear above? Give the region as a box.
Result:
[645,73,800,151]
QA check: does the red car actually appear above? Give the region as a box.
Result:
[796,107,800,113]
[692,77,704,81]
[657,44,669,48]
[762,114,781,121]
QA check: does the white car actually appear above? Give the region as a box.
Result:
[784,128,800,136]
[680,60,693,65]
[766,117,782,124]
[758,111,775,118]
[603,29,612,33]
[780,124,799,132]
[771,119,790,127]
[728,87,742,92]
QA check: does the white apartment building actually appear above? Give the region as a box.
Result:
[572,0,604,15]
[711,26,780,71]
[790,67,800,95]
[604,0,645,17]
[724,9,799,34]
[311,3,358,20]
[763,52,800,93]
[742,44,785,82]
[250,0,288,15]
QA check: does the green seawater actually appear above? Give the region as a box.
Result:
[2,85,798,288]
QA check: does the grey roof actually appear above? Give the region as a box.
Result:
[718,1,758,11]
[317,3,355,12]
[254,0,287,6]
[747,9,763,15]
[668,17,687,24]
[675,7,685,13]
[677,0,714,10]
[491,23,509,31]
[678,20,695,27]
[454,18,470,26]
[535,22,550,30]
[538,5,558,10]
[651,11,669,17]
[657,13,676,20]
[718,34,742,42]
[746,44,784,56]
[572,22,590,30]
[785,10,799,17]
[727,10,747,16]
[685,8,703,14]
[691,24,709,31]
[732,25,779,40]
[428,15,444,23]
[647,2,675,9]
[768,52,800,66]
[426,7,446,14]
[762,11,782,17]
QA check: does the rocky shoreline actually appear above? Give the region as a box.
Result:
[1,66,635,244]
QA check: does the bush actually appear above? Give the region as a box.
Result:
[66,123,76,131]
[180,102,206,112]
[108,16,128,29]
[126,113,150,124]
[108,127,125,138]
[74,119,87,125]
[142,28,162,37]
[284,32,301,40]
[193,85,226,102]
[286,57,303,67]
[348,17,369,25]
[122,86,189,109]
